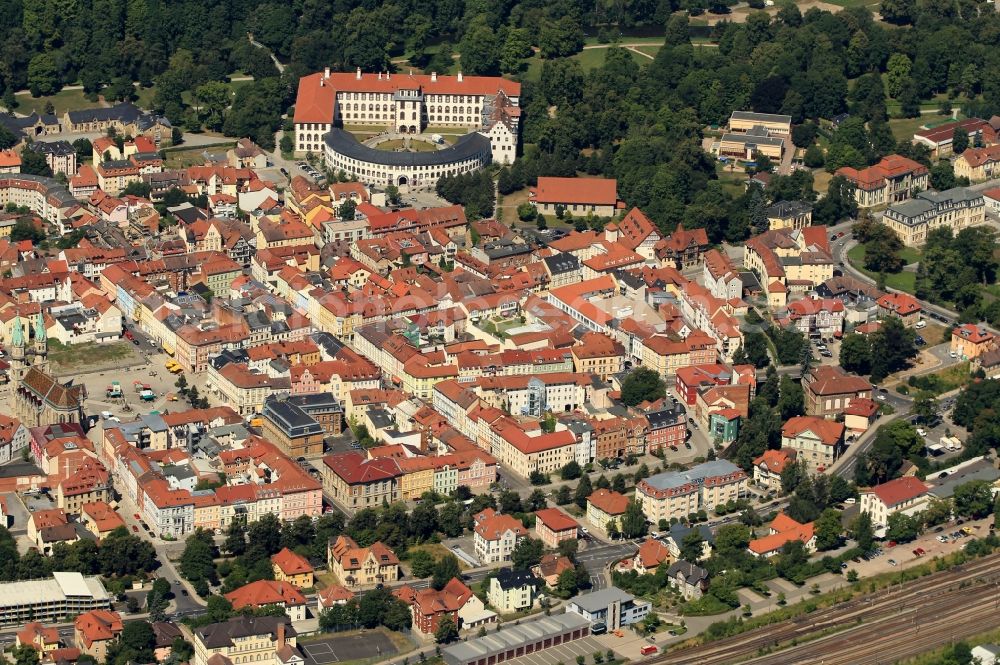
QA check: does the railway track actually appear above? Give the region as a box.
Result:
[657,553,1000,665]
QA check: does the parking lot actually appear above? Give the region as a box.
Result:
[300,631,397,665]
[844,516,993,579]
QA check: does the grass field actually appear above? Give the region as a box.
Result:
[846,244,919,292]
[375,138,438,152]
[13,88,102,117]
[405,542,469,571]
[523,46,651,81]
[163,144,235,168]
[888,113,965,143]
[49,340,139,373]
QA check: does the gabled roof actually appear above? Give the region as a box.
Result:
[781,416,845,446]
[271,547,314,576]
[224,580,307,610]
[533,177,617,206]
[473,508,528,541]
[866,476,929,507]
[534,507,578,533]
[587,489,629,515]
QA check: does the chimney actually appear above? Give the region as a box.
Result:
[457,71,463,83]
[276,623,285,649]
[431,72,437,82]
[378,72,382,80]
[324,67,330,79]
[386,71,390,80]
[356,67,362,80]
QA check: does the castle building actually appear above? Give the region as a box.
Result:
[293,69,521,175]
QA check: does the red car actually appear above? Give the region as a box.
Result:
[912,547,925,557]
[640,646,658,656]
[134,513,140,520]
[132,525,139,533]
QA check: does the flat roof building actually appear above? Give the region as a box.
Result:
[441,613,590,665]
[0,572,111,627]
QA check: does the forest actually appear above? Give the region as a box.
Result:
[2,1,1000,240]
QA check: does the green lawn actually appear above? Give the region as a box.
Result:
[635,45,663,58]
[846,244,919,292]
[888,113,965,143]
[13,88,103,117]
[523,46,651,81]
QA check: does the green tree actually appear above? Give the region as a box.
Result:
[880,0,916,24]
[951,128,969,155]
[839,334,872,376]
[852,511,875,553]
[27,52,60,96]
[410,550,435,578]
[431,554,461,590]
[499,28,532,74]
[680,530,705,562]
[561,461,582,480]
[193,81,232,131]
[20,149,53,177]
[886,53,912,98]
[538,16,584,59]
[435,615,459,644]
[620,367,666,406]
[885,512,920,543]
[459,22,499,76]
[511,537,544,570]
[619,500,647,539]
[952,480,993,519]
[574,474,593,509]
[813,508,843,551]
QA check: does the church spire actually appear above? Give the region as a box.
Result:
[34,311,46,343]
[11,315,23,348]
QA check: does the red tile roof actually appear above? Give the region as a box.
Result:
[533,177,618,206]
[636,538,671,570]
[473,508,528,541]
[224,580,307,610]
[781,416,845,446]
[534,507,578,533]
[271,547,314,576]
[753,448,797,474]
[587,489,629,515]
[953,323,994,344]
[868,476,929,507]
[877,292,921,316]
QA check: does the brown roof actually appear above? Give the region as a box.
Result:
[533,177,617,206]
[781,416,845,446]
[21,367,85,409]
[805,365,871,396]
[271,547,314,576]
[587,489,629,515]
[867,476,929,507]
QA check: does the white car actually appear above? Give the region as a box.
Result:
[876,394,886,401]
[949,351,958,358]
[915,320,926,329]
[917,428,927,436]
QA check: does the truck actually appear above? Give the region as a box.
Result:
[140,390,156,402]
[941,436,962,451]
[106,381,122,398]
[134,381,151,392]
[169,364,184,374]
[165,360,179,370]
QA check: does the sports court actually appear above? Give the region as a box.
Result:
[301,631,398,665]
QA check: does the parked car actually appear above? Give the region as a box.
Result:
[888,559,897,566]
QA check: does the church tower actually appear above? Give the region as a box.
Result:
[33,311,48,372]
[9,315,26,384]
